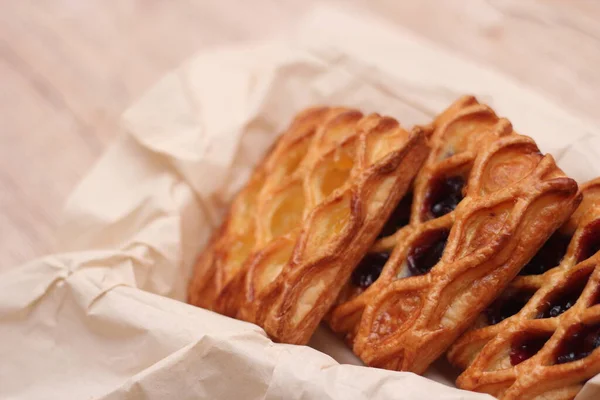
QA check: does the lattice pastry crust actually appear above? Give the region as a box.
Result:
[187,106,430,344]
[327,96,581,374]
[448,179,600,400]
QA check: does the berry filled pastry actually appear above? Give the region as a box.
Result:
[327,96,581,374]
[448,178,600,400]
[188,106,430,345]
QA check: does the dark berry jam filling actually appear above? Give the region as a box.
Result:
[378,193,413,238]
[577,220,600,263]
[537,270,590,319]
[407,229,449,276]
[519,232,572,276]
[510,333,552,366]
[538,294,579,319]
[425,176,465,220]
[351,252,390,288]
[555,322,600,364]
[486,290,536,325]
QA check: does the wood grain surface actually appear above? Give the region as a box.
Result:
[1,0,599,267]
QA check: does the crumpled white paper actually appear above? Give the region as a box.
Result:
[2,5,600,400]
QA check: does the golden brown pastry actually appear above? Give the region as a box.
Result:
[187,106,430,344]
[448,179,600,400]
[327,96,581,374]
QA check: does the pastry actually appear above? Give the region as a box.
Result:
[327,96,581,374]
[448,178,600,400]
[187,106,430,344]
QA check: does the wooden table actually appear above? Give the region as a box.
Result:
[2,0,599,267]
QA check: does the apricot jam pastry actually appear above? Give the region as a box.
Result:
[327,96,580,375]
[448,179,600,400]
[187,106,430,345]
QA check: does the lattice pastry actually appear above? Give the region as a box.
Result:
[327,96,581,374]
[187,106,431,344]
[448,178,600,400]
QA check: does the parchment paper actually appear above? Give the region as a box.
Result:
[2,5,600,399]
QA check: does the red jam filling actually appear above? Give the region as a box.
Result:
[555,323,600,364]
[510,333,552,366]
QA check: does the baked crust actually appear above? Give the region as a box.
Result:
[448,179,600,400]
[327,96,581,374]
[187,106,430,344]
